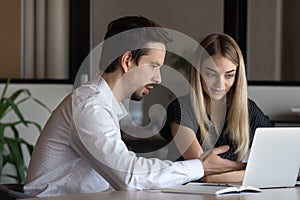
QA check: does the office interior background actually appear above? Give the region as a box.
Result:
[0,0,300,183]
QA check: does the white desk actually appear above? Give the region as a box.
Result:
[21,187,300,200]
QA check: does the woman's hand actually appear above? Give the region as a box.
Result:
[199,146,246,176]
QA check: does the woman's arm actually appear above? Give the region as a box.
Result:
[170,122,246,183]
[200,170,245,184]
[170,122,204,160]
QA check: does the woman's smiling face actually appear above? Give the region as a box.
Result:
[200,55,237,101]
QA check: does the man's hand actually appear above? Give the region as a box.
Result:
[200,145,246,176]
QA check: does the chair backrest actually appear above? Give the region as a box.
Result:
[0,184,34,200]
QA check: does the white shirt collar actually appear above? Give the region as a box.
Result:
[96,76,128,121]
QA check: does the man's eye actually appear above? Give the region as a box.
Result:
[152,65,161,70]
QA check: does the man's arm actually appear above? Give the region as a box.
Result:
[71,100,203,190]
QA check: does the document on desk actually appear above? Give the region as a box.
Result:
[162,182,261,196]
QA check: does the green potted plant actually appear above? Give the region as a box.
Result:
[0,79,51,184]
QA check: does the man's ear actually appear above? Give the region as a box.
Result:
[120,51,133,73]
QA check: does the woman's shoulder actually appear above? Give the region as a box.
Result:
[169,95,192,109]
[167,94,196,124]
[175,94,191,102]
[247,98,271,126]
[247,98,265,114]
[247,98,261,110]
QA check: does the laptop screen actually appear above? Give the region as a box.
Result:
[242,127,300,188]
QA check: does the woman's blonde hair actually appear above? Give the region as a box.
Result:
[190,33,249,161]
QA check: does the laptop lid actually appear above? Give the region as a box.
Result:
[242,127,300,188]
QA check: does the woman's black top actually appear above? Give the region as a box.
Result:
[160,95,271,161]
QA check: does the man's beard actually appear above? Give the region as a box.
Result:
[130,91,143,101]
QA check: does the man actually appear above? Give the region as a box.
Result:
[24,16,245,197]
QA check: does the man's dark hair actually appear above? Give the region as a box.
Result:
[100,16,171,73]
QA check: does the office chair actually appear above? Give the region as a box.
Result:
[0,184,34,200]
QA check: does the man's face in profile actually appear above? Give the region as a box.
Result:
[129,43,166,101]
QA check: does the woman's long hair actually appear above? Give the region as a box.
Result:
[190,33,249,161]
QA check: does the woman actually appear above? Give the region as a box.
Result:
[160,33,271,183]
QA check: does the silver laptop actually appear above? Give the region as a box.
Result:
[242,127,300,188]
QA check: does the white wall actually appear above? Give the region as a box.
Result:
[0,83,72,183]
[248,85,300,120]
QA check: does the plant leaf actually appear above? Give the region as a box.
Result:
[0,81,50,183]
[10,124,20,142]
[0,123,4,182]
[10,89,30,104]
[5,138,26,183]
[6,98,28,126]
[0,79,10,100]
[32,97,52,113]
[25,121,42,132]
[5,120,42,132]
[19,138,34,155]
[0,99,10,120]
[0,89,29,120]
[2,154,12,165]
[2,174,21,183]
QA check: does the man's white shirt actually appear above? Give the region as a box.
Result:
[24,76,203,197]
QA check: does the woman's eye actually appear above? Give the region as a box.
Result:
[225,74,235,79]
[206,72,215,77]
